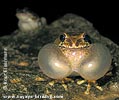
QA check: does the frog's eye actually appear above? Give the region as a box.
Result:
[60,34,66,42]
[84,34,91,44]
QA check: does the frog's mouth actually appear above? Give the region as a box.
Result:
[59,41,90,49]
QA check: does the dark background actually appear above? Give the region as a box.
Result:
[0,0,118,44]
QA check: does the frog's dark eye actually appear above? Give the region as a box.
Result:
[84,34,91,44]
[60,34,65,42]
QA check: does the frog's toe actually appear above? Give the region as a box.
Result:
[95,84,103,91]
[77,80,87,85]
[84,82,91,94]
[62,83,68,91]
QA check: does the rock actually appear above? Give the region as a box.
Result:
[0,13,119,100]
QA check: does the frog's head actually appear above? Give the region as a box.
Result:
[16,9,39,22]
[55,33,91,48]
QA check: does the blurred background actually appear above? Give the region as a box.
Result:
[0,0,118,44]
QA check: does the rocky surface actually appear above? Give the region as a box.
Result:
[0,13,119,100]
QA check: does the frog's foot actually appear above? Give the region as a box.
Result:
[48,80,68,91]
[62,78,75,91]
[77,80,87,85]
[84,82,91,94]
[77,80,103,94]
[85,81,103,94]
[48,78,74,91]
[93,81,103,91]
[62,77,74,83]
[77,80,90,94]
[48,80,56,86]
[46,80,68,93]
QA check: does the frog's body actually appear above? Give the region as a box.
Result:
[16,9,46,32]
[38,32,112,94]
[60,43,111,81]
[61,48,88,73]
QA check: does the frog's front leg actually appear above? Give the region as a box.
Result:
[47,78,74,91]
[38,43,72,79]
[86,81,103,94]
[77,80,103,94]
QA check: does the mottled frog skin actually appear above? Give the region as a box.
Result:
[16,9,46,32]
[38,32,112,94]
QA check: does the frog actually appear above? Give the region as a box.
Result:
[16,9,46,32]
[38,32,112,94]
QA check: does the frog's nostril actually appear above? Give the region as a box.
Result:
[75,39,81,46]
